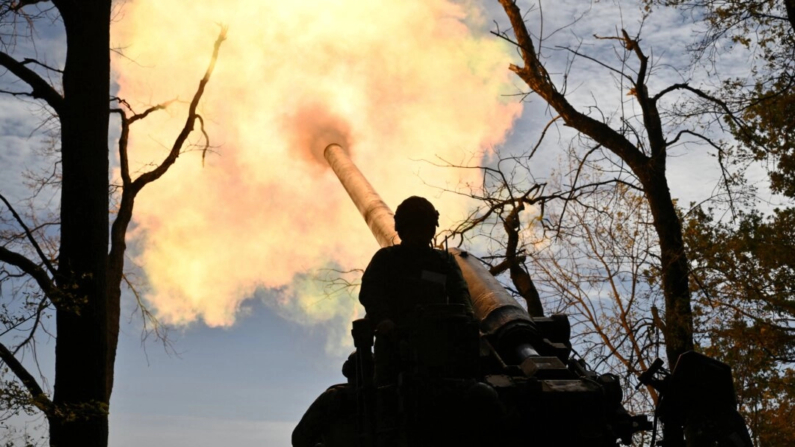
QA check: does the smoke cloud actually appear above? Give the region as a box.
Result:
[282,103,355,167]
[111,0,522,344]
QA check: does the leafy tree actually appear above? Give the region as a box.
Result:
[641,2,795,442]
[0,2,224,446]
[647,0,795,196]
[487,1,795,444]
[433,1,794,445]
[684,206,795,445]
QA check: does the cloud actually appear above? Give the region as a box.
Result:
[110,413,295,447]
[110,0,522,340]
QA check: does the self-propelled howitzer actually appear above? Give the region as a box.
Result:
[323,143,649,446]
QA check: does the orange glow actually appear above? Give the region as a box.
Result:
[111,0,522,341]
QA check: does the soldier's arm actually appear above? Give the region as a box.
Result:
[359,249,391,326]
[447,257,474,317]
[292,390,332,447]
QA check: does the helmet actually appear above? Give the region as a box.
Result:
[394,196,439,240]
[342,352,356,380]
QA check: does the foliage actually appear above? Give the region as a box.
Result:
[684,206,795,445]
[529,183,663,413]
[736,77,795,197]
[647,0,795,197]
[480,0,795,444]
[640,3,795,442]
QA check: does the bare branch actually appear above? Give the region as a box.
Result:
[556,45,634,83]
[9,0,50,11]
[667,129,737,216]
[613,29,668,159]
[489,30,522,50]
[653,83,740,119]
[109,29,227,277]
[128,98,177,124]
[0,50,63,113]
[497,0,649,171]
[0,192,57,276]
[558,144,602,227]
[489,255,526,276]
[528,115,561,160]
[21,58,63,73]
[11,296,50,356]
[107,30,228,361]
[0,340,53,416]
[122,273,170,348]
[197,114,210,166]
[110,98,179,190]
[130,27,227,192]
[0,88,35,98]
[110,109,132,187]
[0,246,57,302]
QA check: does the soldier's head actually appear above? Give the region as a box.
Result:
[342,352,357,384]
[394,196,439,246]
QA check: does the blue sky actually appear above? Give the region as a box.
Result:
[0,1,777,445]
[108,299,342,445]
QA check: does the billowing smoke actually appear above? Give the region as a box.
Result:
[111,0,521,346]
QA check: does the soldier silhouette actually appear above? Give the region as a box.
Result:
[291,353,357,447]
[359,196,474,386]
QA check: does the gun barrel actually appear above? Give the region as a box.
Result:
[325,144,399,248]
[324,144,539,357]
[451,248,540,356]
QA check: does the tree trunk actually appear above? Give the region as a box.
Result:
[638,164,695,366]
[50,2,114,446]
[784,0,795,32]
[509,263,544,317]
[503,204,545,317]
[638,162,693,447]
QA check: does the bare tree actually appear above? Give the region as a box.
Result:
[440,141,663,441]
[530,181,662,402]
[482,1,793,444]
[0,2,226,445]
[496,1,698,377]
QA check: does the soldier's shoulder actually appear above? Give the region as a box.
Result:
[381,245,402,254]
[315,383,352,403]
[325,383,351,393]
[371,245,401,261]
[365,246,392,263]
[432,248,450,257]
[326,383,351,391]
[432,248,457,264]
